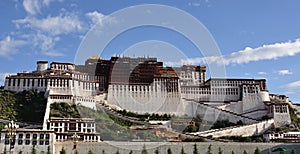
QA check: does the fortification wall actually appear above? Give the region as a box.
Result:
[273,106,291,127]
[242,85,266,114]
[183,100,256,124]
[54,141,300,154]
[196,119,274,138]
[243,110,268,120]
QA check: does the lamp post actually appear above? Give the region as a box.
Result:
[4,120,19,154]
[71,133,80,153]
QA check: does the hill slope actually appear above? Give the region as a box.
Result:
[0,90,47,123]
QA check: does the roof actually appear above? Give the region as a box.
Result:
[1,128,54,133]
[206,78,266,81]
[50,62,74,65]
[49,117,95,121]
[37,61,48,64]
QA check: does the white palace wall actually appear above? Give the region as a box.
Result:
[182,100,257,124]
[192,119,274,138]
[107,82,183,115]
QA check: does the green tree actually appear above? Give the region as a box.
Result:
[129,150,133,154]
[47,146,51,154]
[254,147,261,154]
[181,146,186,154]
[193,143,199,154]
[87,149,93,154]
[60,147,66,154]
[155,148,159,154]
[31,145,36,154]
[167,147,172,154]
[102,150,106,154]
[206,144,212,154]
[4,146,7,154]
[142,144,147,154]
[116,150,120,154]
[291,149,296,154]
[18,151,23,154]
[243,150,247,154]
[75,150,79,154]
[218,147,223,154]
[231,151,235,154]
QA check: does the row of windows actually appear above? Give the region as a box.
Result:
[243,86,259,93]
[8,78,48,87]
[5,133,50,139]
[211,80,256,87]
[54,135,99,140]
[73,74,97,81]
[275,106,288,113]
[5,140,50,145]
[283,134,300,138]
[49,79,70,87]
[51,64,73,71]
[50,96,72,100]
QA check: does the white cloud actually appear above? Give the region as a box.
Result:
[44,51,64,57]
[11,6,108,58]
[14,12,84,35]
[31,32,63,56]
[22,0,64,15]
[23,0,41,15]
[0,36,27,57]
[0,73,14,86]
[86,11,105,25]
[287,80,300,90]
[258,72,266,75]
[283,80,300,96]
[43,0,64,6]
[188,2,201,7]
[180,39,300,66]
[278,69,293,75]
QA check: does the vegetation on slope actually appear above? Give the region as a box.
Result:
[217,135,264,142]
[289,106,300,130]
[77,105,162,141]
[49,102,162,141]
[50,102,80,118]
[211,119,243,129]
[0,90,47,123]
[116,109,171,121]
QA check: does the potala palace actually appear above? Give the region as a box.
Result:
[3,56,296,138]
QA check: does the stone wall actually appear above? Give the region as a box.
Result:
[195,119,274,138]
[54,141,300,154]
[273,104,291,127]
[183,101,257,124]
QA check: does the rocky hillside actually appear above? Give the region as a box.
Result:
[0,90,47,125]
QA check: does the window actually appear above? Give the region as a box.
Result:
[46,134,50,139]
[69,123,76,131]
[32,140,37,145]
[5,140,9,145]
[18,134,23,139]
[33,134,37,139]
[25,140,30,145]
[26,134,30,138]
[40,134,44,139]
[18,140,23,145]
[39,140,44,145]
[45,140,49,145]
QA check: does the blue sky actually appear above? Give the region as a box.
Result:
[1,0,300,102]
